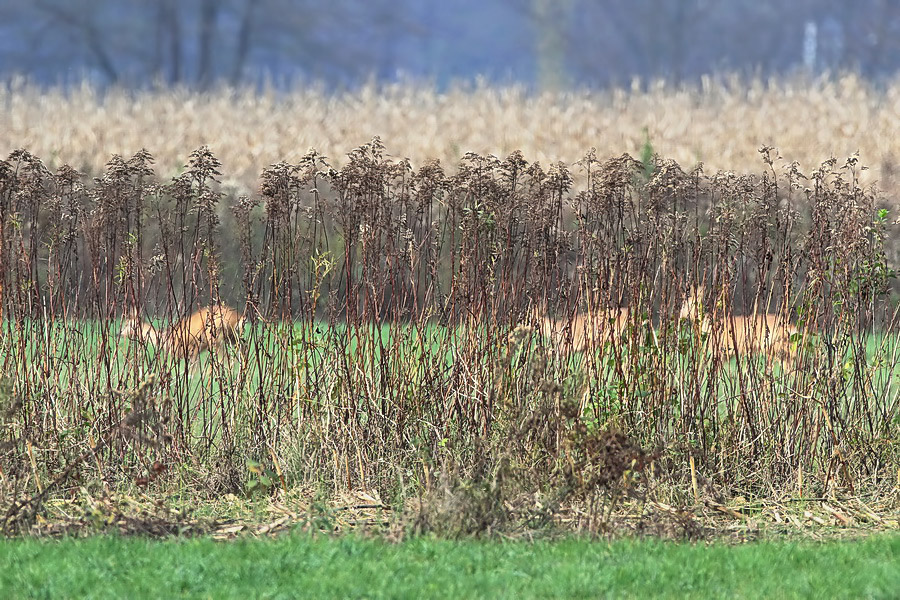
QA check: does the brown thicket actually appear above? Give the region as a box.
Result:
[0,141,896,535]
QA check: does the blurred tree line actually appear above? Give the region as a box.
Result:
[0,0,898,89]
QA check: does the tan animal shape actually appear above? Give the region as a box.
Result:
[121,304,244,363]
[532,304,629,353]
[679,286,798,365]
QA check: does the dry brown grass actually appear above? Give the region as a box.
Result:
[3,73,898,192]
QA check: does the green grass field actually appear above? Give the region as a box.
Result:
[1,534,897,599]
[7,316,896,382]
[5,315,895,421]
[3,315,896,454]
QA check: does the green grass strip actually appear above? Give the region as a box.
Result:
[1,534,898,599]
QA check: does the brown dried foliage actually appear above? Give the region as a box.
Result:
[0,141,897,537]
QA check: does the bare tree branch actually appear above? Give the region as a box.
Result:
[32,0,120,82]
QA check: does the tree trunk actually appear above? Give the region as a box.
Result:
[197,0,218,88]
[231,0,259,86]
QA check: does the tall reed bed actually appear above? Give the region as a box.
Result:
[2,74,899,194]
[0,141,896,535]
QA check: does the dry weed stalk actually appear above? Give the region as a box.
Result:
[0,141,895,529]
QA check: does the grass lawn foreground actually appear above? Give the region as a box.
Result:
[1,534,898,599]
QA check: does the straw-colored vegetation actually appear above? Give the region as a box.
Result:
[2,73,899,192]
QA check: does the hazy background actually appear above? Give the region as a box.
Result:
[2,0,899,196]
[0,0,897,90]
